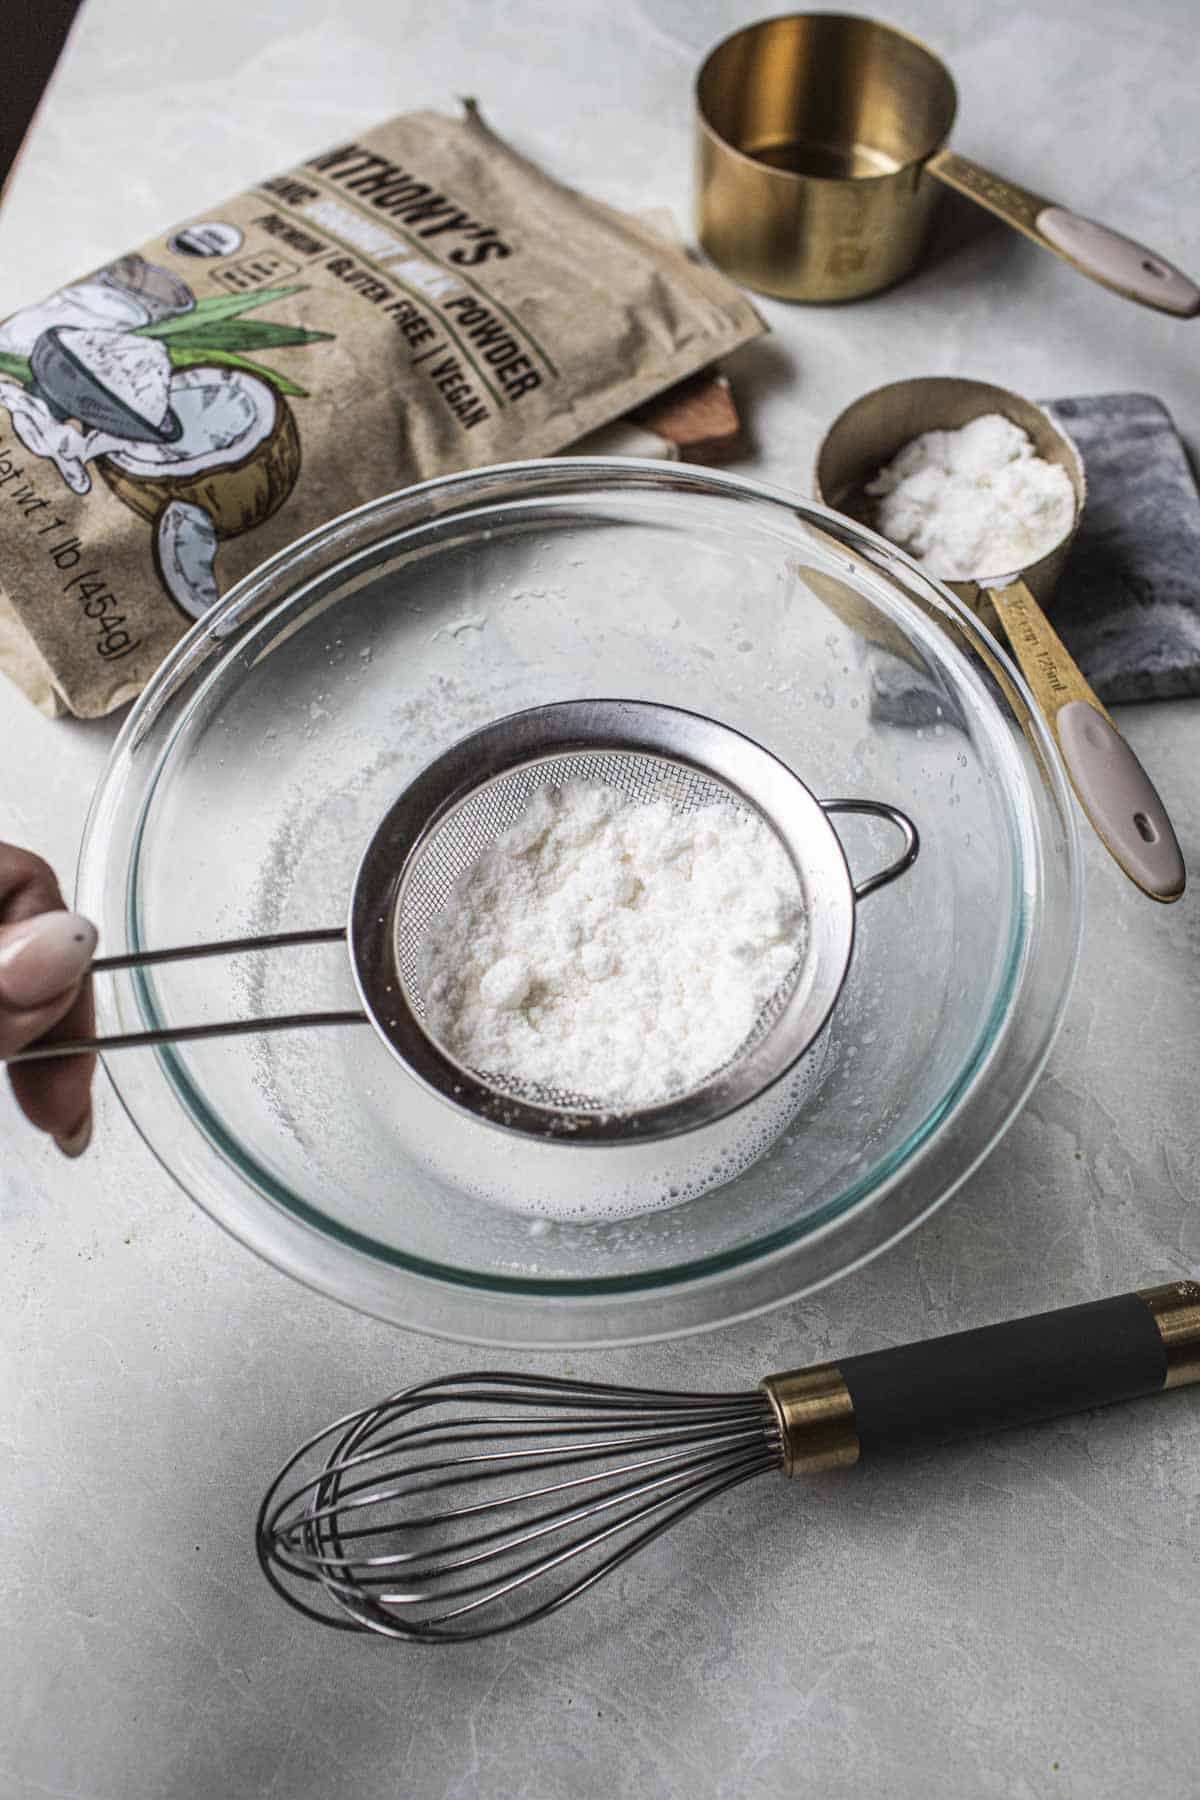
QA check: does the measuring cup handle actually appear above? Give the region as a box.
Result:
[927,150,1200,318]
[821,801,920,901]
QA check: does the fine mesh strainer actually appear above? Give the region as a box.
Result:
[13,700,917,1167]
[393,741,771,1114]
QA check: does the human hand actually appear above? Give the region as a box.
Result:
[0,845,96,1156]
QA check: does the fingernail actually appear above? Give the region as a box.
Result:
[0,912,97,1008]
[55,1110,93,1160]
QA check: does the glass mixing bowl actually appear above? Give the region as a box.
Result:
[76,460,1081,1346]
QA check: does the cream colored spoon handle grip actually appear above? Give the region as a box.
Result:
[987,579,1185,901]
[928,151,1200,317]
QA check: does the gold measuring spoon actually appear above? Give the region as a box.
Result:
[816,376,1186,903]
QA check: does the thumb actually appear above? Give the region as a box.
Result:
[2,911,98,1153]
[0,912,97,1037]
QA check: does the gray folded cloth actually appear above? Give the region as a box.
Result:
[868,392,1200,722]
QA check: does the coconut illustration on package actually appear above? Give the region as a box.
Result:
[102,365,301,618]
[0,264,328,621]
[30,326,182,443]
[0,253,193,356]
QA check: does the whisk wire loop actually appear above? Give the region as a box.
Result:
[295,1433,777,1575]
[294,1418,776,1537]
[258,1372,781,1642]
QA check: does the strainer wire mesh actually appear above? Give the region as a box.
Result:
[394,750,807,1115]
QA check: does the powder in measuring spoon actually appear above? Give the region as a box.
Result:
[421,782,806,1108]
[865,413,1076,580]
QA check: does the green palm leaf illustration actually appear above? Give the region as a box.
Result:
[138,286,307,338]
[156,320,333,353]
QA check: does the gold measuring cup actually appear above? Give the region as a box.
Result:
[696,14,1199,312]
[815,376,1185,903]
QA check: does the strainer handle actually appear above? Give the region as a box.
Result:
[821,801,919,901]
[7,926,367,1064]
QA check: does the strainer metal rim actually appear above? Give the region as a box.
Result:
[348,698,859,1145]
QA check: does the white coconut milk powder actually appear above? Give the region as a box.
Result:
[866,413,1076,581]
[421,782,807,1108]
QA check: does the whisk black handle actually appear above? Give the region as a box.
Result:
[764,1282,1200,1474]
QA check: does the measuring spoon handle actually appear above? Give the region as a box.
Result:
[987,578,1185,902]
[928,150,1200,317]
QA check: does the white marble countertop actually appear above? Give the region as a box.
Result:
[2,2,1198,1796]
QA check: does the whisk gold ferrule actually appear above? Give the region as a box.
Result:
[1137,1281,1200,1388]
[760,1365,859,1476]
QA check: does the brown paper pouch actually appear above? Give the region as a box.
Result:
[0,102,763,718]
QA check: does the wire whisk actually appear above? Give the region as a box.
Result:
[257,1372,780,1642]
[257,1282,1200,1644]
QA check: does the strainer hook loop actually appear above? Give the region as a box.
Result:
[821,800,920,901]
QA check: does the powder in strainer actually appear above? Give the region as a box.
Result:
[420,781,806,1107]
